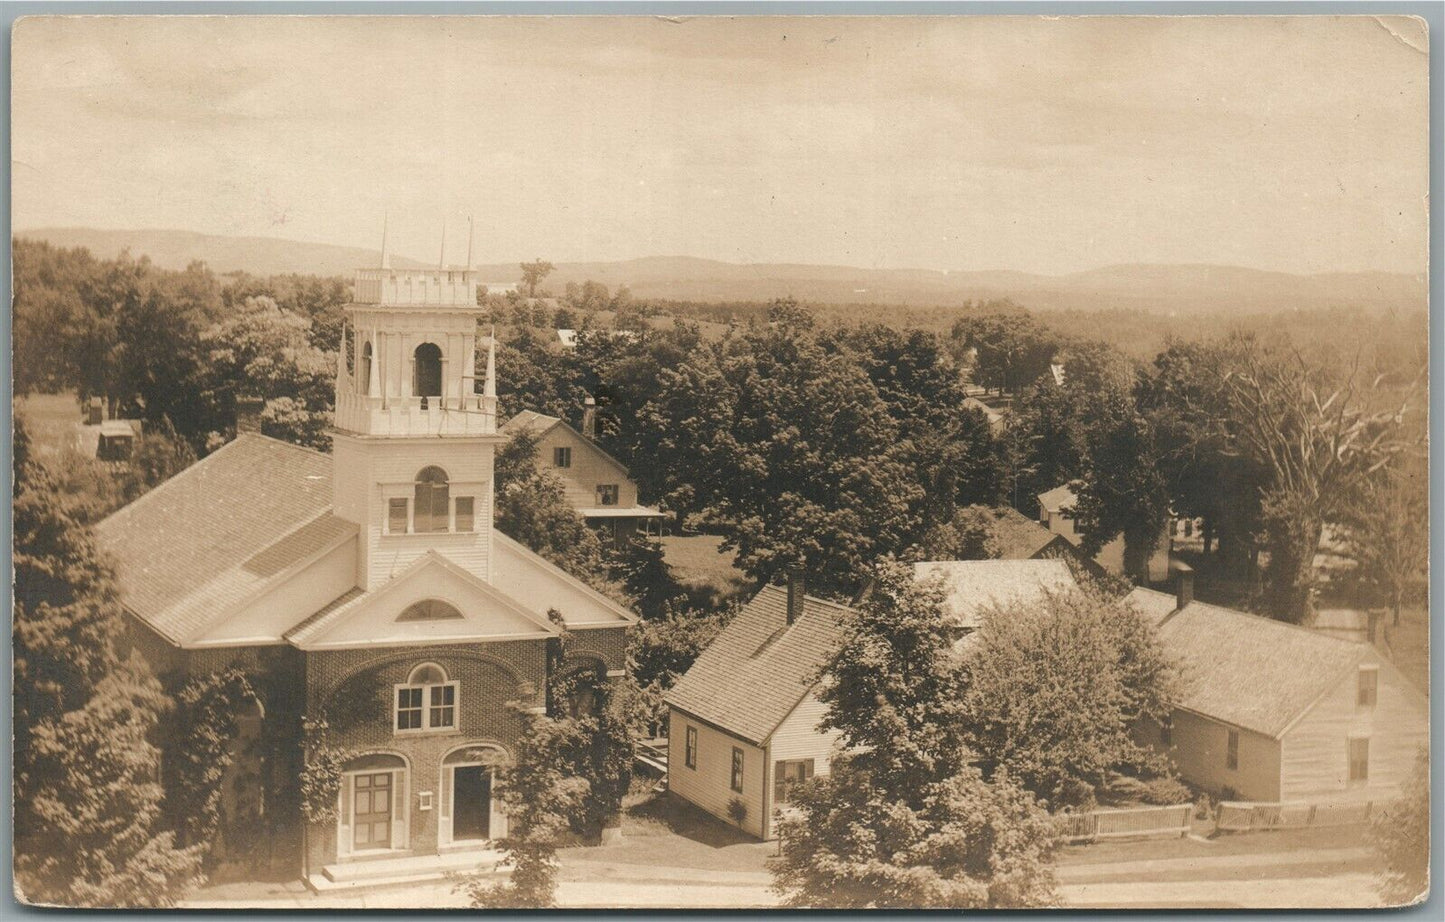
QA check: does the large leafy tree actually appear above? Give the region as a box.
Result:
[772,562,1059,908]
[13,416,203,907]
[1340,455,1428,625]
[639,306,923,597]
[950,306,1060,395]
[1220,341,1419,622]
[961,589,1179,806]
[199,295,336,451]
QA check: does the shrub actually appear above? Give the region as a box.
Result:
[1140,776,1192,806]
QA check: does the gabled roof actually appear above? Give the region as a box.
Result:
[499,411,632,478]
[665,586,852,746]
[1124,588,1375,738]
[284,550,560,650]
[1124,586,1179,627]
[913,559,1077,631]
[987,507,1071,561]
[94,434,340,644]
[1037,483,1077,513]
[490,530,637,629]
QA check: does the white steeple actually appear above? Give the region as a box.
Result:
[380,214,391,269]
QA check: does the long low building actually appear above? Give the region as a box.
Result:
[1128,579,1428,804]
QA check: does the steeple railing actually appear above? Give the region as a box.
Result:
[334,388,497,437]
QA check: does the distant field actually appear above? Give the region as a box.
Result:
[660,534,752,603]
[15,392,83,455]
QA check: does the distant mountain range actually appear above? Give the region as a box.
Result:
[15,227,1427,316]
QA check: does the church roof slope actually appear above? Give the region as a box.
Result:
[94,434,337,643]
[1151,600,1373,738]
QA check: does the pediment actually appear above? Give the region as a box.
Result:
[288,551,557,650]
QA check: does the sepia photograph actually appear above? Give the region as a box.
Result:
[8,11,1433,911]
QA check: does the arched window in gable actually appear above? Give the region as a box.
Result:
[397,599,464,622]
[414,466,450,533]
[414,342,442,400]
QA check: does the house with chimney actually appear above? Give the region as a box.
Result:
[93,234,636,887]
[663,575,852,839]
[664,560,1081,839]
[1127,574,1428,804]
[500,400,668,546]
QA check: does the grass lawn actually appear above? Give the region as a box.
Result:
[1381,606,1428,696]
[659,534,752,604]
[559,791,773,876]
[1059,821,1372,868]
[15,391,85,454]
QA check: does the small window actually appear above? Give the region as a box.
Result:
[396,687,424,730]
[685,726,697,770]
[730,747,744,793]
[1357,667,1378,708]
[1226,729,1239,771]
[597,484,619,506]
[1349,737,1370,783]
[773,759,814,805]
[455,496,475,532]
[388,498,409,534]
[553,446,572,468]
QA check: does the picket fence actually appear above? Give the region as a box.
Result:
[1214,799,1383,833]
[1059,803,1193,843]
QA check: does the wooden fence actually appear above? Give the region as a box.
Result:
[1215,799,1382,833]
[1059,803,1193,843]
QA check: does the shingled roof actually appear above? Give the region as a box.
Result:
[986,507,1070,561]
[913,559,1077,631]
[664,586,851,746]
[1124,588,1373,738]
[94,434,342,643]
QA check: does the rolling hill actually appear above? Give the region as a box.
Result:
[15,227,1426,316]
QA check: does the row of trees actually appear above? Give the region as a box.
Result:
[14,240,342,453]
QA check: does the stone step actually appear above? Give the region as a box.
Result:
[310,848,509,893]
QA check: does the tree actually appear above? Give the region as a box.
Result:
[465,707,586,908]
[520,259,556,298]
[13,417,203,906]
[627,604,731,689]
[961,589,1178,806]
[915,505,1002,561]
[1070,394,1172,582]
[772,561,1059,908]
[1221,341,1420,622]
[637,313,923,597]
[15,657,205,907]
[199,295,335,451]
[950,307,1059,395]
[13,418,126,805]
[1369,748,1428,906]
[1340,456,1428,625]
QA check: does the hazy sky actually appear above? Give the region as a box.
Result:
[12,15,1429,275]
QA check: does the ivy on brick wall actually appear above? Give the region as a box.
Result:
[299,717,345,825]
[166,669,263,869]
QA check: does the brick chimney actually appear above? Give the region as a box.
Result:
[236,395,265,435]
[582,396,597,440]
[786,567,806,625]
[1174,564,1195,612]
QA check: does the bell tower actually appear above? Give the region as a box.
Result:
[332,219,503,589]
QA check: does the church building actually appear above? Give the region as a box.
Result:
[94,237,635,885]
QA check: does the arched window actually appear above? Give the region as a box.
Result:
[414,466,450,533]
[397,599,464,622]
[414,342,442,400]
[395,663,456,733]
[360,342,373,396]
